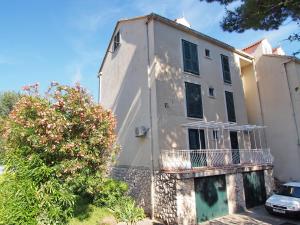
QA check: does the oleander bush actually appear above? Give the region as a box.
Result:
[0,83,120,225]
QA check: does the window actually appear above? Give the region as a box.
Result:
[188,129,206,149]
[113,31,120,52]
[208,87,215,98]
[185,82,203,118]
[221,54,231,84]
[205,49,210,58]
[182,40,199,75]
[225,91,236,122]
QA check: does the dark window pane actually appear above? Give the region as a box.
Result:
[189,129,200,149]
[221,55,231,84]
[225,91,236,122]
[188,129,206,149]
[205,49,210,57]
[113,32,120,51]
[182,40,199,75]
[185,82,203,118]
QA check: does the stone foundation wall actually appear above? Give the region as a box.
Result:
[110,166,152,215]
[153,172,177,225]
[226,173,246,214]
[264,168,275,197]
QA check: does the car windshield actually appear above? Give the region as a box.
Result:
[276,185,300,198]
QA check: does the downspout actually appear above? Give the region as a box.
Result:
[283,60,300,145]
[146,16,155,219]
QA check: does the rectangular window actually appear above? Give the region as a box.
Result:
[113,31,120,52]
[221,54,231,84]
[208,87,215,98]
[182,40,199,75]
[188,129,206,149]
[185,82,203,118]
[225,91,236,122]
[205,49,210,57]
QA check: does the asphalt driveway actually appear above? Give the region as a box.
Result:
[202,206,300,225]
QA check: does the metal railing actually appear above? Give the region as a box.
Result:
[160,149,273,171]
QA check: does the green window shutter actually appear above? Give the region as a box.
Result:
[188,129,206,150]
[225,91,236,122]
[182,40,199,75]
[221,54,231,84]
[188,129,200,149]
[185,82,203,118]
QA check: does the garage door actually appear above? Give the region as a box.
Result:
[194,175,228,223]
[243,170,266,208]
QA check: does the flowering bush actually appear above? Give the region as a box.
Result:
[0,83,119,224]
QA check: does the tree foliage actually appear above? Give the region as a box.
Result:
[0,83,119,224]
[200,0,300,54]
[0,91,20,117]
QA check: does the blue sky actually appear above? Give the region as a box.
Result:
[1,0,299,100]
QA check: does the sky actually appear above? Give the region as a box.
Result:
[0,0,299,101]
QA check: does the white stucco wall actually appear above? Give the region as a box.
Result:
[153,21,249,152]
[100,19,154,168]
[254,55,300,181]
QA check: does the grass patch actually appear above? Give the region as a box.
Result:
[68,196,114,225]
[69,205,113,225]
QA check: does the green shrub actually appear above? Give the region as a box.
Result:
[113,197,145,225]
[94,179,128,208]
[0,83,118,224]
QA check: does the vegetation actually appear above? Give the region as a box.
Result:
[0,83,144,225]
[0,91,20,117]
[200,0,300,55]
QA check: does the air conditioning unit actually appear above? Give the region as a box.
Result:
[135,126,148,137]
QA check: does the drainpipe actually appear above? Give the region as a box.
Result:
[283,59,300,145]
[146,16,155,219]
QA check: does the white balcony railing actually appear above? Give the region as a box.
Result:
[160,149,273,171]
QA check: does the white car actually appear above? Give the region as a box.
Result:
[265,182,300,218]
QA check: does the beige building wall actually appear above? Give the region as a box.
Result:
[100,18,155,168]
[153,21,249,153]
[253,55,300,181]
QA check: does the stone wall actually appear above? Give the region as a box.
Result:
[226,173,246,214]
[264,168,275,197]
[153,172,178,225]
[176,178,196,225]
[110,166,152,215]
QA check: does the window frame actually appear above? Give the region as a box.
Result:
[221,54,232,84]
[225,91,236,122]
[182,39,200,75]
[185,82,203,119]
[113,31,120,52]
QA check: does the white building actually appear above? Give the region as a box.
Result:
[99,13,274,224]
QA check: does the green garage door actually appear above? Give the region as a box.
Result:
[194,175,228,223]
[243,171,266,208]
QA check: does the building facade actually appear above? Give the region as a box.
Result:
[99,14,274,224]
[243,39,300,182]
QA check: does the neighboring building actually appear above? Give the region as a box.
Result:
[243,39,300,182]
[99,13,274,225]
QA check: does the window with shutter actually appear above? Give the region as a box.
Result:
[182,40,199,75]
[113,31,120,52]
[185,82,203,118]
[221,54,231,84]
[225,91,236,122]
[188,129,206,149]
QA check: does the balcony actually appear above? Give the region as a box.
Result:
[160,148,273,172]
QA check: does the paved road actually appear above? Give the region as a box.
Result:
[120,206,300,225]
[202,206,300,225]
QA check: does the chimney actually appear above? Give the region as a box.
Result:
[175,17,191,28]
